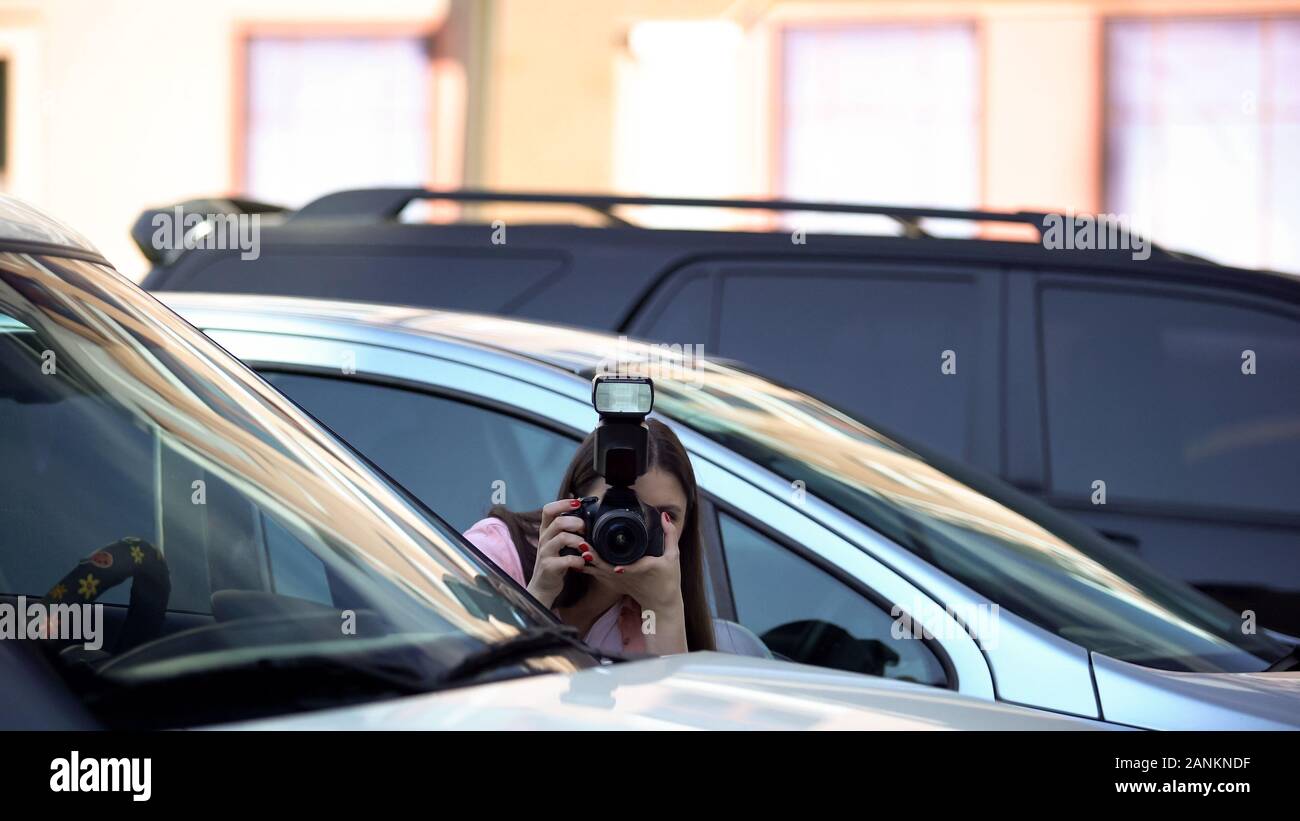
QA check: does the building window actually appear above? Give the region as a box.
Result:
[242,33,435,208]
[779,22,980,235]
[1106,16,1300,272]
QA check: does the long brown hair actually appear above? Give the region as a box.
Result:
[488,419,715,652]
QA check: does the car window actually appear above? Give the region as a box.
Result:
[711,271,981,461]
[632,272,713,346]
[0,254,559,728]
[0,320,295,615]
[260,372,576,530]
[1040,286,1300,515]
[1,387,156,608]
[260,371,752,619]
[717,511,948,687]
[262,512,332,606]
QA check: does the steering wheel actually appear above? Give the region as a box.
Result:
[40,537,171,654]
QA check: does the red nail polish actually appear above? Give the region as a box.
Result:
[570,499,581,507]
[614,567,624,574]
[583,553,594,563]
[580,542,590,550]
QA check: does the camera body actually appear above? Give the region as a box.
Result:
[562,375,664,566]
[564,491,664,566]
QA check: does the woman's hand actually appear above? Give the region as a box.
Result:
[584,511,688,654]
[609,511,683,612]
[527,498,593,608]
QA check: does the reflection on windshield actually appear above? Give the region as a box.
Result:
[654,365,1285,672]
[0,255,573,726]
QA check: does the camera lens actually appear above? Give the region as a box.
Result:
[593,510,648,565]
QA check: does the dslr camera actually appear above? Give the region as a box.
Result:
[562,375,664,566]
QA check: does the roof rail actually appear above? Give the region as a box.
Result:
[290,187,1057,239]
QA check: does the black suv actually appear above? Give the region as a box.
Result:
[140,189,1300,634]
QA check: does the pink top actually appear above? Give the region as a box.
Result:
[463,517,647,655]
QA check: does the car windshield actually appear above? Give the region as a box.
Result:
[0,254,579,727]
[629,358,1288,674]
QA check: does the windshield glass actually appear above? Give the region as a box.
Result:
[0,254,577,727]
[631,359,1287,674]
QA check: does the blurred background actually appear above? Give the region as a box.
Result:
[0,0,1296,278]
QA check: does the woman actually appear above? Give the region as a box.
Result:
[464,419,714,655]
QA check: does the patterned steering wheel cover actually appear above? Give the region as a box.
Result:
[41,537,171,653]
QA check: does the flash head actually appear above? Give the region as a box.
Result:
[592,375,653,417]
[589,375,653,487]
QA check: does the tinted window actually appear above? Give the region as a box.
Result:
[715,272,978,460]
[1,392,154,608]
[718,512,948,687]
[263,513,332,605]
[261,372,576,530]
[635,273,712,346]
[1041,287,1300,514]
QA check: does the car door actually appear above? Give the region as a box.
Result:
[1009,271,1300,635]
[199,329,994,697]
[625,259,1003,471]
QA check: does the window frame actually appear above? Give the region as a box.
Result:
[705,496,957,690]
[1031,271,1300,528]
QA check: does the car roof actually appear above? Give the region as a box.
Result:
[157,290,649,377]
[0,194,104,260]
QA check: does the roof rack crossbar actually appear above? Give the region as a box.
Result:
[290,187,1053,236]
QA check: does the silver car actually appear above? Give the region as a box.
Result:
[161,292,1300,730]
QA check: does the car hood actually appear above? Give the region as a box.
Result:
[1093,653,1300,730]
[216,652,1112,730]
